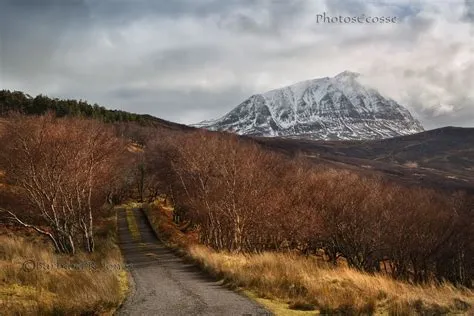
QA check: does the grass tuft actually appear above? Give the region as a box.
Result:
[125,208,141,242]
[0,213,129,315]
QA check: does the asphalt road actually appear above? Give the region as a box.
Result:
[116,208,271,316]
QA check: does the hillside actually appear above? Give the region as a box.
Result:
[0,90,192,131]
[254,126,474,192]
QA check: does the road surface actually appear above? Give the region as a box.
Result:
[116,208,271,316]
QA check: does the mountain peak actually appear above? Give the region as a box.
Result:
[335,70,361,80]
[195,73,424,141]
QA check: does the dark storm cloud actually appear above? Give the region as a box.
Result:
[83,0,220,25]
[0,0,307,80]
[0,0,90,79]
[0,0,248,23]
[73,0,279,26]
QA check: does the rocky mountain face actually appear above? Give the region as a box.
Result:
[195,71,424,140]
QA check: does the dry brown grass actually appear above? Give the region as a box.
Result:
[189,246,474,314]
[144,199,197,250]
[144,201,474,315]
[0,214,129,316]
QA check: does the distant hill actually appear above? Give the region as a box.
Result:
[0,90,191,131]
[254,126,474,192]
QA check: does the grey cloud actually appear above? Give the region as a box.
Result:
[216,0,311,36]
[324,0,423,20]
[82,0,271,25]
[325,0,367,15]
[391,3,423,21]
[150,46,222,73]
[218,13,272,35]
[102,86,250,123]
[0,0,90,79]
[417,100,474,129]
[396,60,474,129]
[464,0,474,22]
[341,14,435,49]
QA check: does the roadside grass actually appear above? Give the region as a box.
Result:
[143,199,193,251]
[189,245,474,315]
[0,209,129,315]
[144,200,474,315]
[244,291,317,316]
[125,208,141,242]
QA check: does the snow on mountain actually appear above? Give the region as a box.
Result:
[194,71,424,140]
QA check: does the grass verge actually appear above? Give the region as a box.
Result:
[0,208,129,315]
[143,199,474,315]
[125,208,141,242]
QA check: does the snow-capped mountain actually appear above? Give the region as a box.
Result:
[195,71,424,140]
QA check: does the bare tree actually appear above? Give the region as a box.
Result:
[0,113,129,253]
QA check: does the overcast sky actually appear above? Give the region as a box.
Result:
[0,0,473,129]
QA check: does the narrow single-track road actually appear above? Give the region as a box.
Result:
[116,208,270,316]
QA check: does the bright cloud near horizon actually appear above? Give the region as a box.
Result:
[0,0,473,129]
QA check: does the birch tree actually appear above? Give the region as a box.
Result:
[0,114,128,253]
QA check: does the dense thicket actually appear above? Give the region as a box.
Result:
[0,90,162,125]
[142,130,473,287]
[0,114,132,253]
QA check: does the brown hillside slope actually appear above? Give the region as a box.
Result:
[252,127,474,192]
